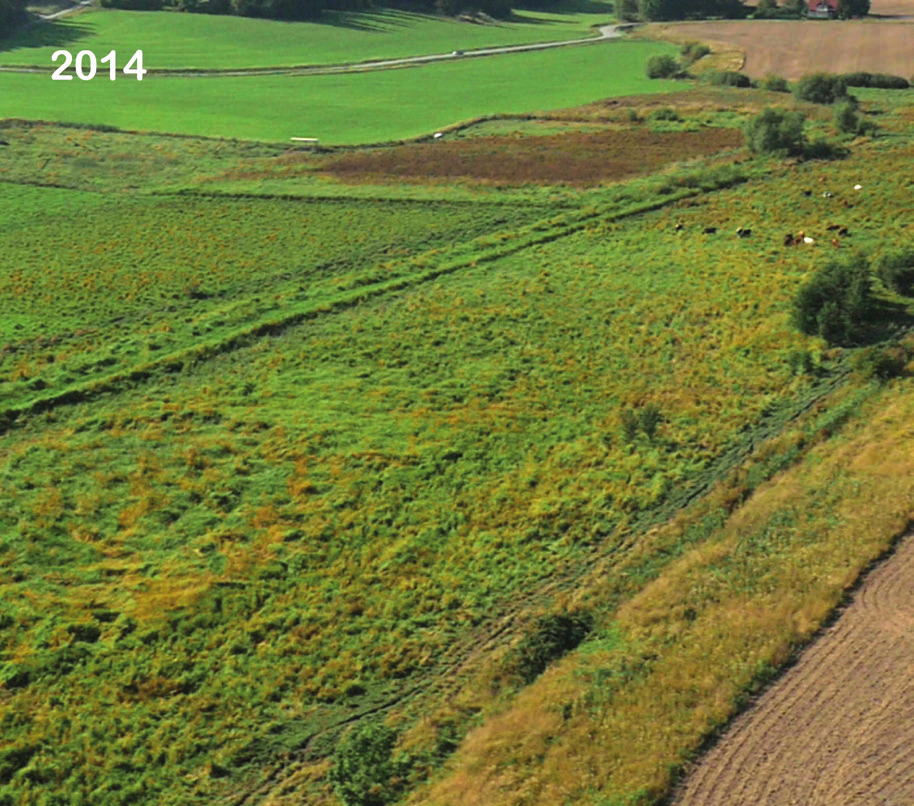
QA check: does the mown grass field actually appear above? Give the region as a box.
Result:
[2,14,914,805]
[0,5,613,70]
[0,40,681,143]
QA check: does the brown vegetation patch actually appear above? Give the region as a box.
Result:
[656,19,914,80]
[318,128,743,187]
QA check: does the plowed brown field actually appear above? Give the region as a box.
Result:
[659,14,914,79]
[672,532,914,806]
[318,128,743,186]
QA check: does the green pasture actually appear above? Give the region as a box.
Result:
[0,5,614,70]
[0,40,680,142]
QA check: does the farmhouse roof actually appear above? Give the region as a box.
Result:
[808,0,838,9]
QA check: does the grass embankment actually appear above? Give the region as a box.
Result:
[0,5,614,70]
[0,41,680,143]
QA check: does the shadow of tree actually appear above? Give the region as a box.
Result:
[0,19,94,56]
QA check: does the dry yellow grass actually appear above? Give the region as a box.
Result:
[404,375,914,806]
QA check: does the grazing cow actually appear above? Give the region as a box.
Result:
[838,227,850,237]
[703,226,717,234]
[674,223,684,231]
[826,224,841,231]
[784,232,796,246]
[822,191,833,198]
[803,189,812,197]
[832,238,841,248]
[736,227,752,238]
[0,140,8,146]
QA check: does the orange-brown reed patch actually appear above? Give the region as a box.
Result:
[317,128,744,187]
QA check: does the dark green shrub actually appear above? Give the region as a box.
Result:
[620,409,639,443]
[639,404,662,440]
[794,73,848,105]
[874,248,914,296]
[329,722,410,806]
[791,255,876,345]
[744,108,806,156]
[617,0,640,20]
[833,99,877,135]
[511,612,593,684]
[646,54,680,79]
[709,70,751,88]
[760,74,789,92]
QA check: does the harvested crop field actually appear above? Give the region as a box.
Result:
[657,18,914,80]
[318,128,743,186]
[672,531,914,806]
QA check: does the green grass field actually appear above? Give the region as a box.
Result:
[0,40,680,143]
[2,8,914,803]
[0,5,614,69]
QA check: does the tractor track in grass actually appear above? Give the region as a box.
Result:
[671,530,914,806]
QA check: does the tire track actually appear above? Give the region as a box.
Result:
[673,533,914,806]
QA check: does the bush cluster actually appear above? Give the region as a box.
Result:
[839,72,909,89]
[680,40,711,64]
[793,73,849,105]
[709,70,751,88]
[744,108,807,157]
[759,74,790,93]
[791,255,877,345]
[510,612,594,684]
[646,54,682,80]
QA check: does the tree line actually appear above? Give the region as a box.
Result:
[98,0,511,20]
[0,0,27,37]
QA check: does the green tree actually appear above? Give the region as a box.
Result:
[791,255,876,345]
[646,53,680,78]
[617,0,640,20]
[837,0,869,17]
[794,72,848,104]
[744,108,807,156]
[0,0,26,36]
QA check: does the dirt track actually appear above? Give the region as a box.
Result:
[664,9,914,79]
[672,532,914,806]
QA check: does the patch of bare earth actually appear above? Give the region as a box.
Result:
[317,129,743,187]
[660,16,914,80]
[672,532,914,806]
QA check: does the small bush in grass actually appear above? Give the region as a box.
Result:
[745,108,807,156]
[639,404,663,441]
[760,74,789,92]
[834,99,876,136]
[791,254,876,345]
[511,612,593,685]
[646,54,680,79]
[621,409,639,443]
[680,40,710,64]
[794,73,848,105]
[852,345,907,381]
[874,248,914,296]
[649,107,682,122]
[709,70,751,88]
[330,721,410,806]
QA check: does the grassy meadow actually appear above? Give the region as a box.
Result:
[0,5,614,70]
[0,40,681,143]
[2,7,914,805]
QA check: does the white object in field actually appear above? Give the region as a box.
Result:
[854,184,862,190]
[434,132,443,139]
[291,137,319,143]
[804,236,815,244]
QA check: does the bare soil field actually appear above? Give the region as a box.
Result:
[672,532,914,806]
[653,16,914,79]
[318,128,743,186]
